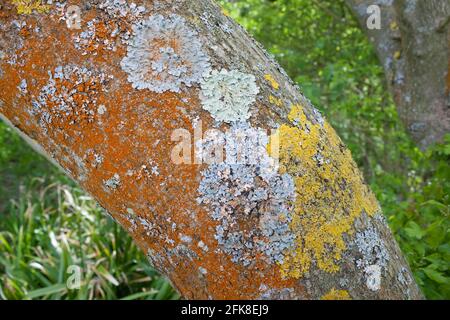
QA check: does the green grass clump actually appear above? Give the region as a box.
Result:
[0,176,178,300]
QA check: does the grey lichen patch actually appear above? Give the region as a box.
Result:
[197,123,295,266]
[354,223,390,291]
[365,264,382,291]
[1,20,25,68]
[99,0,146,19]
[138,216,159,237]
[258,285,296,300]
[97,104,107,115]
[397,266,414,297]
[147,248,170,276]
[311,107,325,127]
[200,69,259,123]
[130,160,160,181]
[103,173,121,191]
[355,224,390,270]
[83,149,104,168]
[73,1,146,55]
[30,65,110,132]
[0,51,4,78]
[397,267,412,286]
[179,233,192,244]
[124,210,164,240]
[18,79,27,94]
[121,14,211,93]
[197,240,209,252]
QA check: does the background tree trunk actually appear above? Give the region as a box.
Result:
[0,0,422,299]
[345,0,450,150]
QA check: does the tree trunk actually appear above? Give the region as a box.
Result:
[345,0,450,150]
[0,0,423,299]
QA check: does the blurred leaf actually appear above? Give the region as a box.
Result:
[26,284,66,299]
[404,221,424,240]
[423,268,449,285]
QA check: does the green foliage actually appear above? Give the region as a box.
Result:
[381,137,450,299]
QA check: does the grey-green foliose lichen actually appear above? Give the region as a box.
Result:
[200,69,259,123]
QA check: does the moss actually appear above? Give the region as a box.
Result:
[269,104,380,278]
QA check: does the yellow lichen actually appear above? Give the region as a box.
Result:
[269,104,379,279]
[12,0,50,14]
[264,74,280,90]
[269,95,283,107]
[321,288,351,300]
[390,21,398,31]
[222,8,230,17]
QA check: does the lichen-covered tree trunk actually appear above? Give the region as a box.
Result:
[346,0,450,150]
[0,0,423,299]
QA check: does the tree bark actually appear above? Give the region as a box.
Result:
[0,0,423,299]
[345,0,450,150]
